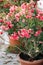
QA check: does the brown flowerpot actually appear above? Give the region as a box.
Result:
[19,53,43,65]
[9,37,20,47]
[7,36,20,53]
[19,59,43,65]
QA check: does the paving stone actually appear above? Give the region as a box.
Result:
[0,44,20,65]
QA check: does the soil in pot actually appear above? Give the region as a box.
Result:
[19,52,43,61]
[19,52,43,65]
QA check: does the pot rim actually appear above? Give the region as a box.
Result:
[19,53,43,64]
[19,58,43,64]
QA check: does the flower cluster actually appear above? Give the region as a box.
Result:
[18,29,31,38]
[0,0,31,14]
[0,0,43,57]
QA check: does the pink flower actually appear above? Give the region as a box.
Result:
[9,5,18,12]
[21,9,25,15]
[25,33,31,38]
[0,31,3,34]
[0,25,6,30]
[36,14,40,19]
[37,9,43,15]
[8,12,12,16]
[0,19,3,23]
[6,21,11,25]
[18,30,25,38]
[14,0,17,2]
[11,32,19,40]
[40,16,43,21]
[9,24,13,28]
[28,29,33,34]
[0,0,3,2]
[15,13,20,21]
[19,12,23,16]
[6,21,13,28]
[21,3,27,10]
[34,30,42,37]
[18,29,31,38]
[10,5,15,12]
[31,9,34,13]
[22,19,25,23]
[39,41,43,44]
[26,15,32,19]
[0,25,9,31]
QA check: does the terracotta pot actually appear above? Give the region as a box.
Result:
[8,37,20,53]
[19,59,43,65]
[9,37,20,47]
[19,53,43,65]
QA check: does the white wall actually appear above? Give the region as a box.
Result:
[0,29,9,44]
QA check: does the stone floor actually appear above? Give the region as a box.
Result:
[0,44,20,65]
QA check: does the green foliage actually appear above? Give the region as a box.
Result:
[0,0,37,13]
[0,0,43,58]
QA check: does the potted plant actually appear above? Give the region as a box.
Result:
[0,1,43,64]
[7,1,43,65]
[3,1,43,64]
